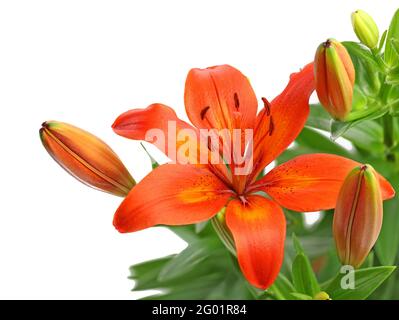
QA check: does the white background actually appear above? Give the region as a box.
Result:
[0,0,397,299]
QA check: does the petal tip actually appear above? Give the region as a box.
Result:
[113,210,129,233]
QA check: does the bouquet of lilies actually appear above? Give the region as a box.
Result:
[40,9,399,300]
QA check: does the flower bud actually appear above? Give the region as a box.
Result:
[351,10,379,49]
[333,164,383,268]
[313,291,331,300]
[40,121,135,197]
[314,39,355,121]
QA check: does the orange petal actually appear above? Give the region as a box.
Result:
[250,154,395,212]
[40,121,135,197]
[112,103,231,182]
[226,195,286,290]
[249,63,315,182]
[113,164,232,232]
[184,65,257,132]
[112,103,203,164]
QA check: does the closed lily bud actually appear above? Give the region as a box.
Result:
[40,121,135,197]
[351,10,379,49]
[333,164,382,268]
[313,291,331,300]
[314,39,355,121]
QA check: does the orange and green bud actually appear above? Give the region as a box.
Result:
[351,10,379,49]
[314,39,355,121]
[333,164,383,268]
[40,121,135,197]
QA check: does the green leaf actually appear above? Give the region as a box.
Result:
[158,238,220,281]
[387,63,399,85]
[343,41,382,97]
[324,266,396,300]
[379,29,388,52]
[290,235,324,298]
[168,225,202,243]
[129,225,254,300]
[341,120,383,153]
[307,104,384,153]
[317,249,342,284]
[330,106,389,140]
[375,175,399,265]
[268,273,296,300]
[292,253,321,297]
[292,233,304,255]
[130,248,253,299]
[306,104,331,132]
[195,221,209,234]
[343,41,380,70]
[330,120,353,140]
[361,252,374,269]
[385,9,399,67]
[289,293,313,300]
[295,127,351,157]
[129,256,175,291]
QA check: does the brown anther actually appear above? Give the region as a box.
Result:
[268,116,274,136]
[234,93,240,110]
[261,97,271,116]
[207,136,212,150]
[200,106,210,120]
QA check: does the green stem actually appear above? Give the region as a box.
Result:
[379,74,396,162]
[383,114,396,162]
[211,214,236,256]
[371,48,389,73]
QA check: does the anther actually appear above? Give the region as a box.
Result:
[207,136,212,150]
[268,116,274,136]
[261,97,271,116]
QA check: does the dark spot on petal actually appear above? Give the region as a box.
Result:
[234,93,240,110]
[200,106,210,120]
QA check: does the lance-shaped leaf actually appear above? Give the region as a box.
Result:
[40,121,135,197]
[333,164,386,268]
[323,266,396,300]
[385,9,399,67]
[291,234,321,297]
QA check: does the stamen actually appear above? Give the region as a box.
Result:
[200,106,210,120]
[261,97,271,116]
[207,136,212,150]
[268,116,274,136]
[239,195,248,205]
[234,93,240,110]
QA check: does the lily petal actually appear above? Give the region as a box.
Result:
[249,63,315,182]
[114,164,232,232]
[251,154,395,212]
[184,65,257,132]
[112,103,203,164]
[225,195,286,289]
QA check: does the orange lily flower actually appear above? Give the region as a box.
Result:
[112,64,395,289]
